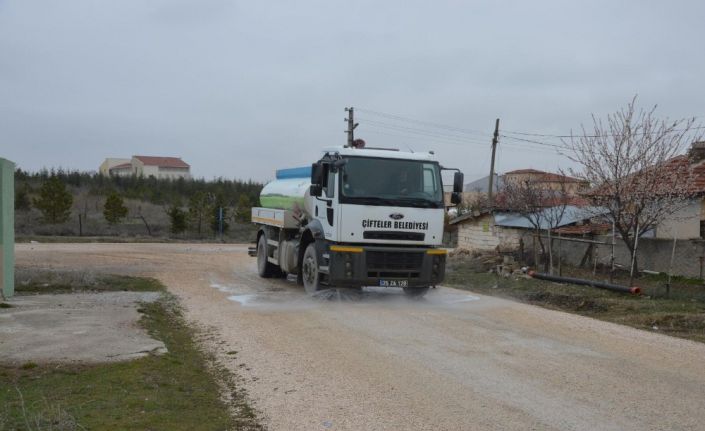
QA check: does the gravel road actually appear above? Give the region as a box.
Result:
[15,243,705,431]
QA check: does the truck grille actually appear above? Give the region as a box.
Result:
[363,231,425,241]
[366,251,424,278]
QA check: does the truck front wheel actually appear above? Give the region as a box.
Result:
[302,243,323,294]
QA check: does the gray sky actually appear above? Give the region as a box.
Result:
[2,0,704,182]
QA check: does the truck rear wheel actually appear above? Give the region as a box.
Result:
[302,243,323,294]
[257,234,277,278]
[403,286,429,298]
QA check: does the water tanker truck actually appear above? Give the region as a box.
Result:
[250,144,463,297]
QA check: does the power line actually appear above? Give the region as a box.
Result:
[359,106,704,142]
[500,134,569,149]
[359,118,492,146]
[502,124,705,139]
[356,107,490,136]
[358,117,490,141]
[362,127,558,154]
[359,117,562,153]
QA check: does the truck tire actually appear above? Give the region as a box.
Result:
[302,243,323,294]
[403,286,429,298]
[257,234,277,278]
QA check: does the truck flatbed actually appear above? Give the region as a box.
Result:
[251,207,300,229]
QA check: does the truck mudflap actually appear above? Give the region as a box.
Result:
[324,244,446,288]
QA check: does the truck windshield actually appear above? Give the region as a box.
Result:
[340,157,443,208]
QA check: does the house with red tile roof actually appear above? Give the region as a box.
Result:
[99,156,191,180]
[108,162,133,177]
[630,143,705,240]
[503,169,589,195]
[131,156,191,180]
[99,158,131,176]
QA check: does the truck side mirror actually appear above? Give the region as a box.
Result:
[453,171,464,193]
[311,163,323,186]
[450,192,462,205]
[310,184,323,197]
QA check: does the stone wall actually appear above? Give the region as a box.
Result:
[530,234,705,279]
[456,215,522,252]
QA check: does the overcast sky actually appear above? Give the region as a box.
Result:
[2,1,704,182]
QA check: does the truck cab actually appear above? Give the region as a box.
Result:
[252,145,463,297]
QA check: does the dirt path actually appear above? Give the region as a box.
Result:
[15,243,705,431]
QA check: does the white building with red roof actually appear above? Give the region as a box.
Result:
[99,156,191,180]
[99,158,131,176]
[131,155,191,180]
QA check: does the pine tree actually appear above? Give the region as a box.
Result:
[14,183,31,211]
[33,176,73,223]
[188,191,211,236]
[235,194,252,223]
[103,192,128,224]
[167,205,187,235]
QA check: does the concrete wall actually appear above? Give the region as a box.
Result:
[157,167,191,180]
[99,158,130,176]
[528,233,705,279]
[0,158,14,298]
[456,214,522,252]
[109,166,133,177]
[656,200,702,239]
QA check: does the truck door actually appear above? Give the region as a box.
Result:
[315,165,337,240]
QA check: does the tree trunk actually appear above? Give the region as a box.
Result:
[624,232,640,285]
[536,229,548,272]
[547,228,554,275]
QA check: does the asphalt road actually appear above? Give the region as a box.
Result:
[15,243,705,431]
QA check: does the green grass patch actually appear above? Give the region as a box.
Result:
[15,235,171,244]
[15,270,165,295]
[446,256,705,344]
[0,281,262,430]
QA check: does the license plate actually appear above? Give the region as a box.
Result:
[379,279,408,288]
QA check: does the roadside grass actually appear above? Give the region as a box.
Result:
[15,235,172,244]
[0,276,262,430]
[14,268,164,294]
[446,256,705,344]
[15,223,256,244]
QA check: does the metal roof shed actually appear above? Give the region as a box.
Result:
[494,206,607,230]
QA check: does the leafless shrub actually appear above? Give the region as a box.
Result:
[564,97,702,278]
[499,175,571,274]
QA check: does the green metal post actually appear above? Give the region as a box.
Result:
[0,158,15,298]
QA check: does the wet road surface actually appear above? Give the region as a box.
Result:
[16,243,705,431]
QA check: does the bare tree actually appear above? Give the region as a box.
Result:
[564,97,700,279]
[500,175,571,274]
[457,188,490,215]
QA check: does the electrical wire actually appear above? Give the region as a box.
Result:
[356,107,490,136]
[362,126,559,154]
[358,106,703,145]
[499,134,569,150]
[502,124,705,139]
[360,119,492,146]
[358,116,491,142]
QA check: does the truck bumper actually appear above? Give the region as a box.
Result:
[324,245,446,288]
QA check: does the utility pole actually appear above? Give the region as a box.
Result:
[487,118,500,205]
[344,107,358,147]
